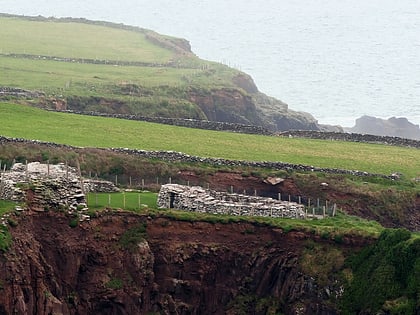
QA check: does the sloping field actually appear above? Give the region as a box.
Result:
[0,16,174,62]
[1,102,419,179]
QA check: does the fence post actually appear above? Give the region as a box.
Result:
[169,177,172,184]
[108,194,111,207]
[138,193,141,209]
[298,196,301,204]
[142,179,145,190]
[230,186,233,193]
[333,204,337,217]
[65,160,68,181]
[323,206,326,218]
[278,192,281,201]
[123,191,126,209]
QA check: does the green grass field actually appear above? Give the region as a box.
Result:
[0,55,236,94]
[0,16,238,96]
[0,16,174,63]
[1,102,419,179]
[87,191,157,211]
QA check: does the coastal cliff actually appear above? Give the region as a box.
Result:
[0,211,363,315]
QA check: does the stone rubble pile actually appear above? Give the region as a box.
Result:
[157,184,306,219]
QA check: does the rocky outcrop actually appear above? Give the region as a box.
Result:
[0,211,364,314]
[347,115,420,140]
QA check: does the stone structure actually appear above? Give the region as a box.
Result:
[52,110,273,135]
[157,184,306,219]
[0,162,87,212]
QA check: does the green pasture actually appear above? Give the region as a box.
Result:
[1,102,419,179]
[87,191,157,211]
[160,209,384,239]
[0,55,236,94]
[0,16,174,63]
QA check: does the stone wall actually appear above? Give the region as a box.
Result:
[50,110,420,147]
[0,136,401,180]
[158,184,306,219]
[51,110,273,135]
[280,130,420,148]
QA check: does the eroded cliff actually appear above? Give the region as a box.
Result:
[0,211,365,315]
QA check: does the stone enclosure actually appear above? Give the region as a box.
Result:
[158,184,306,219]
[0,161,118,212]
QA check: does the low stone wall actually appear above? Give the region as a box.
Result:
[157,184,306,219]
[280,130,420,148]
[83,179,120,193]
[0,87,44,99]
[114,148,399,180]
[52,110,273,135]
[0,136,400,180]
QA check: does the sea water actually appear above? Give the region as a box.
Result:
[1,0,419,127]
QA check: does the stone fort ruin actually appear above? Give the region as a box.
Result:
[0,161,118,212]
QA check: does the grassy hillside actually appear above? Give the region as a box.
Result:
[0,17,174,63]
[1,102,419,179]
[0,15,243,119]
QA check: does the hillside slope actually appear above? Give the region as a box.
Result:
[0,14,321,131]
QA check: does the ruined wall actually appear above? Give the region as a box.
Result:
[158,184,306,219]
[0,162,87,211]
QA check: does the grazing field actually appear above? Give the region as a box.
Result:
[87,191,158,211]
[0,16,174,63]
[0,55,236,94]
[1,102,419,179]
[0,16,238,95]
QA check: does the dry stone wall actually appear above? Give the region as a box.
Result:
[51,110,273,135]
[0,136,401,180]
[280,130,420,148]
[158,184,306,219]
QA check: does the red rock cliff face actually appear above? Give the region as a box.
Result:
[0,212,362,315]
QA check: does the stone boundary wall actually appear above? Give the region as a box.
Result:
[0,87,44,99]
[0,136,399,180]
[51,110,420,146]
[50,110,273,135]
[157,184,306,219]
[280,130,420,148]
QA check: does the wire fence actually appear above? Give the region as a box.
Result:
[1,160,338,218]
